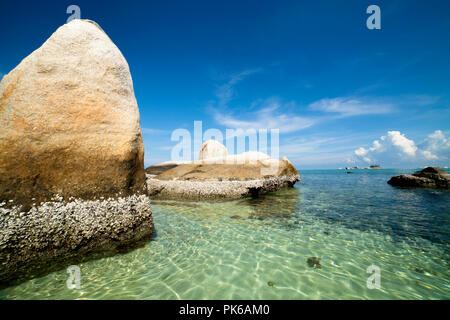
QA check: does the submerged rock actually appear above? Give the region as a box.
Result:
[387,167,450,189]
[307,257,321,269]
[0,20,152,281]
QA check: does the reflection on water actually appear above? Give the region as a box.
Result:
[239,187,301,220]
[151,187,301,222]
[0,170,449,299]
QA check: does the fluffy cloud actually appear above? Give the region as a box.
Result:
[419,130,450,157]
[354,130,449,165]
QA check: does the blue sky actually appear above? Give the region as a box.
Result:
[1,0,449,168]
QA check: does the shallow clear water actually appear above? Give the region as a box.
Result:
[1,169,449,299]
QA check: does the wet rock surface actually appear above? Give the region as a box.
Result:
[0,19,153,283]
[0,195,153,284]
[146,174,300,200]
[387,167,450,189]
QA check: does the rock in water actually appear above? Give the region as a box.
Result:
[199,140,228,161]
[146,140,300,200]
[0,20,152,283]
[387,167,450,189]
[307,257,321,269]
[0,19,146,205]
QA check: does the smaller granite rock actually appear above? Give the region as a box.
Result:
[146,140,300,200]
[387,167,450,189]
[199,140,228,161]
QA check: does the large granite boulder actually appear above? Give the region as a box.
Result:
[155,158,298,181]
[387,167,450,189]
[0,19,146,206]
[0,20,152,283]
[146,141,300,199]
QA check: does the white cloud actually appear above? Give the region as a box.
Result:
[405,94,440,107]
[276,133,378,168]
[422,150,438,160]
[419,130,450,156]
[215,68,261,107]
[214,98,316,133]
[309,95,439,118]
[309,97,394,117]
[210,68,441,146]
[386,131,418,157]
[212,69,316,133]
[354,130,450,166]
[355,147,369,157]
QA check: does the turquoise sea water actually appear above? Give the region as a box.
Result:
[1,169,449,299]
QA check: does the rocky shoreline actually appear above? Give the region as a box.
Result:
[0,194,153,284]
[0,19,301,285]
[0,20,153,284]
[145,140,301,200]
[147,174,300,200]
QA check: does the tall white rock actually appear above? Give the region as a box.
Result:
[199,140,228,160]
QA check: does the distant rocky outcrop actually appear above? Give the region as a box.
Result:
[0,20,153,283]
[387,167,450,189]
[146,140,300,199]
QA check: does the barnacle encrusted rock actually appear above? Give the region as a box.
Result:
[146,141,300,200]
[146,175,300,200]
[0,20,153,282]
[0,195,153,284]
